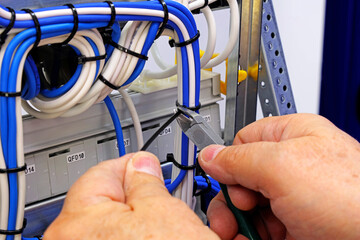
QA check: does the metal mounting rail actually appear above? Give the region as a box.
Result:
[258,0,297,116]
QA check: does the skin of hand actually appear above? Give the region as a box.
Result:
[199,113,360,240]
[43,152,220,240]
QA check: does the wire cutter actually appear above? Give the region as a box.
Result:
[176,106,261,240]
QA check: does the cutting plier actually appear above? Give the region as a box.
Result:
[176,106,261,240]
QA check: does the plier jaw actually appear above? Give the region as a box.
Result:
[176,106,224,150]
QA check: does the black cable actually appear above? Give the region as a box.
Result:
[155,0,169,39]
[22,9,41,49]
[141,111,181,151]
[176,101,201,111]
[200,0,209,9]
[0,7,15,46]
[61,4,78,45]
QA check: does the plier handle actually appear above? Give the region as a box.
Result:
[176,107,261,240]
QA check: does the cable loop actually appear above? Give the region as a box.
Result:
[155,0,169,39]
[0,219,27,235]
[166,153,196,170]
[104,1,116,28]
[98,74,121,90]
[61,4,78,45]
[169,30,200,48]
[22,9,41,49]
[0,7,16,46]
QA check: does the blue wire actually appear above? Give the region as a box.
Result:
[104,97,126,156]
[0,2,200,236]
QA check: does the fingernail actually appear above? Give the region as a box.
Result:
[131,152,163,180]
[200,145,226,162]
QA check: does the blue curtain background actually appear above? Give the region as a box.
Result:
[320,0,360,141]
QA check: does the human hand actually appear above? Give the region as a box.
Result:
[44,152,219,240]
[199,114,360,240]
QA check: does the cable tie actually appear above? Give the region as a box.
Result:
[169,30,200,48]
[0,7,16,46]
[77,54,107,64]
[200,0,209,9]
[176,100,202,111]
[155,0,169,39]
[0,164,27,174]
[194,172,212,196]
[0,91,22,97]
[22,9,41,49]
[0,219,27,235]
[107,39,148,60]
[166,153,196,170]
[61,4,78,45]
[98,74,121,90]
[104,1,116,28]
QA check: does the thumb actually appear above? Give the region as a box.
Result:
[124,151,170,204]
[199,143,284,198]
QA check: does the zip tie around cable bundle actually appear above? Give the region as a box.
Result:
[0,219,27,235]
[106,39,149,60]
[0,164,27,174]
[61,4,79,45]
[169,30,200,48]
[98,74,121,90]
[166,153,196,170]
[0,91,22,97]
[0,7,15,45]
[77,54,107,64]
[155,0,169,39]
[22,9,41,49]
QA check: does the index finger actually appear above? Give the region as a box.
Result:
[233,113,335,145]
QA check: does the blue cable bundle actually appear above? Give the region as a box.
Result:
[0,1,201,239]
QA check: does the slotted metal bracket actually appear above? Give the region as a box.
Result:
[258,0,297,116]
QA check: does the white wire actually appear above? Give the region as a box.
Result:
[150,42,171,70]
[142,5,217,79]
[0,34,12,240]
[119,89,144,150]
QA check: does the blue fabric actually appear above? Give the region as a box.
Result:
[320,0,360,141]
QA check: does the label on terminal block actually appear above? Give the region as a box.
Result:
[25,164,36,175]
[159,126,172,136]
[203,115,211,123]
[67,151,86,163]
[115,138,131,149]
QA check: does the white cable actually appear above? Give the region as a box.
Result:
[142,5,216,79]
[150,42,171,70]
[119,89,144,150]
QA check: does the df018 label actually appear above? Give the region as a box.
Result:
[67,151,86,163]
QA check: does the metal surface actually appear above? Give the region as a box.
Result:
[176,107,224,149]
[225,0,263,145]
[0,0,141,10]
[258,0,296,116]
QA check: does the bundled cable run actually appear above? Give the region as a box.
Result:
[0,0,237,237]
